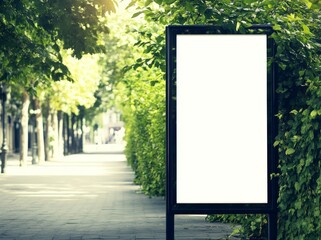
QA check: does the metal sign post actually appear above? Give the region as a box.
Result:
[166,25,278,240]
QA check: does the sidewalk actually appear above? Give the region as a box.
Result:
[0,144,239,240]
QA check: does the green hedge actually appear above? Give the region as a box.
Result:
[197,1,321,238]
[119,0,321,238]
[122,67,166,196]
[206,214,268,238]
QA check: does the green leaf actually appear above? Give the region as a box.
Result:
[299,70,305,76]
[304,0,313,8]
[290,109,298,115]
[154,0,163,4]
[279,62,286,70]
[302,24,312,35]
[144,0,153,6]
[126,0,137,9]
[294,201,302,209]
[132,11,144,18]
[236,22,241,31]
[273,141,280,147]
[285,148,295,155]
[273,24,282,31]
[310,110,317,118]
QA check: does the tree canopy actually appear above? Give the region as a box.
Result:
[49,51,102,114]
[0,0,116,87]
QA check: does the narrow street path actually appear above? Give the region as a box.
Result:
[0,144,238,239]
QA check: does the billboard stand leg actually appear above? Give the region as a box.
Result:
[166,211,174,240]
[268,212,277,240]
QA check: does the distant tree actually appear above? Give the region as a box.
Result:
[44,52,102,159]
[0,0,116,163]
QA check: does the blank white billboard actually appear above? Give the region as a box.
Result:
[176,34,268,204]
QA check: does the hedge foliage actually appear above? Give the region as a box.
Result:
[112,21,167,196]
[116,0,321,238]
[137,0,321,238]
[206,214,268,238]
[123,76,166,196]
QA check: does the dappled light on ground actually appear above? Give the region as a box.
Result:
[0,181,136,201]
[5,144,127,176]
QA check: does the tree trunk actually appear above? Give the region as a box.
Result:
[58,111,64,159]
[51,111,59,160]
[67,114,71,154]
[19,91,30,167]
[80,116,84,153]
[71,113,76,154]
[76,115,80,153]
[44,99,51,161]
[35,98,45,164]
[63,113,68,155]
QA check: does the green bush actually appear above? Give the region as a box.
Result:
[160,0,321,238]
[121,65,166,196]
[119,0,321,237]
[206,214,268,239]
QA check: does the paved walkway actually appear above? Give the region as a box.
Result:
[0,144,239,240]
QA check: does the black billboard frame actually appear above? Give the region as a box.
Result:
[166,25,278,240]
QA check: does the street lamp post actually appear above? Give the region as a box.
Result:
[1,83,8,174]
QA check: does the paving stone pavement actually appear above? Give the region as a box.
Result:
[0,144,240,240]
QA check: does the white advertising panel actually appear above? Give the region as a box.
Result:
[176,34,268,204]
